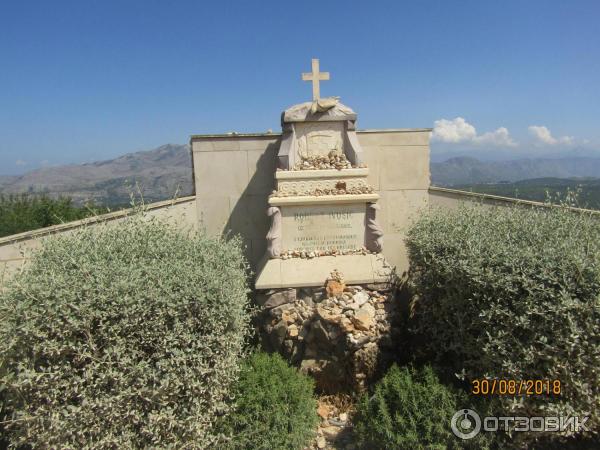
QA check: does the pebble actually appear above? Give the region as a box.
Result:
[277,247,372,259]
[328,419,346,427]
[353,291,370,306]
[291,152,356,171]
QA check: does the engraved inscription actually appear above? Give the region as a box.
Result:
[281,204,365,252]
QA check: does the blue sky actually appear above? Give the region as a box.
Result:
[1,0,599,174]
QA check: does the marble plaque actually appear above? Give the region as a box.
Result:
[281,204,365,252]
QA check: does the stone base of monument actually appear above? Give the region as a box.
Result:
[256,283,402,393]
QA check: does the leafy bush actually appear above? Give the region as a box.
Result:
[406,203,600,441]
[354,364,487,449]
[0,194,108,238]
[218,352,318,450]
[0,214,251,448]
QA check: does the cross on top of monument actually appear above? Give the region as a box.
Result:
[302,58,330,101]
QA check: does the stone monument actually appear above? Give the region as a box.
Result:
[187,57,430,393]
[255,59,391,289]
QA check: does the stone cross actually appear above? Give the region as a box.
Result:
[302,58,330,101]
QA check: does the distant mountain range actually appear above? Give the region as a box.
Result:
[2,145,600,204]
[0,144,193,205]
[431,156,600,186]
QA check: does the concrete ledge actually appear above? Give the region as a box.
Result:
[275,168,369,179]
[190,135,280,152]
[254,253,393,289]
[269,193,379,206]
[357,128,432,134]
[190,128,432,140]
[285,115,358,123]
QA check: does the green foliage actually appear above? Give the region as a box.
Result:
[218,352,318,450]
[0,214,251,448]
[455,177,600,210]
[0,194,107,238]
[354,364,483,450]
[406,203,600,441]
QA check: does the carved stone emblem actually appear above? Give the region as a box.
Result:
[296,122,344,159]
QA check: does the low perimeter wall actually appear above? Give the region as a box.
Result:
[0,196,197,290]
[429,186,600,216]
[5,173,597,291]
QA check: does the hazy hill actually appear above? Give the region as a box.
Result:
[3,146,600,206]
[0,144,193,205]
[431,156,600,186]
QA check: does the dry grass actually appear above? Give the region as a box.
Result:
[318,393,356,416]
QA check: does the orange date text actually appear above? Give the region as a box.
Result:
[471,379,561,396]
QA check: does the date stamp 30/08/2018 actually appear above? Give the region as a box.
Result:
[471,379,562,396]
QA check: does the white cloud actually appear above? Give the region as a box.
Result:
[528,125,573,146]
[473,127,516,147]
[432,117,517,147]
[431,117,476,143]
[15,159,27,166]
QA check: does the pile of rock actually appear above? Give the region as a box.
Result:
[278,247,372,260]
[270,184,375,198]
[285,152,367,171]
[257,278,400,392]
[311,185,374,196]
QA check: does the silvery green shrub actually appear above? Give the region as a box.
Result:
[406,203,600,443]
[0,214,251,448]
